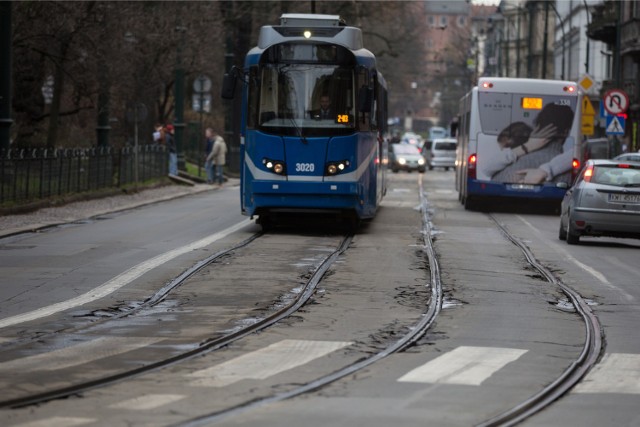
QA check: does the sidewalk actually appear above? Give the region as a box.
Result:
[0,182,228,239]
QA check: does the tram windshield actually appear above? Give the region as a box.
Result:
[250,44,358,137]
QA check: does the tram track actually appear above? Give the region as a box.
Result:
[172,176,444,426]
[0,232,264,351]
[0,232,353,409]
[475,214,604,427]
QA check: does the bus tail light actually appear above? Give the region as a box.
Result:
[468,153,477,179]
[571,158,581,180]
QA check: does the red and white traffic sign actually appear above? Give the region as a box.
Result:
[603,89,629,115]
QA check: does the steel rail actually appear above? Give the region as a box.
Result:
[477,215,604,427]
[176,176,443,427]
[0,233,352,409]
[0,232,262,350]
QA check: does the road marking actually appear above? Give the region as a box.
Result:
[188,339,352,387]
[109,394,186,410]
[516,215,635,302]
[0,337,162,372]
[12,417,95,427]
[398,346,528,385]
[573,353,640,394]
[0,219,252,329]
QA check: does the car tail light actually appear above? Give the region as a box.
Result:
[468,153,477,179]
[583,165,594,182]
[617,163,631,169]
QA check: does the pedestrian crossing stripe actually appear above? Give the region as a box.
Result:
[398,346,528,385]
[187,339,352,387]
[0,337,163,372]
[572,353,640,394]
[109,394,186,410]
[12,417,95,427]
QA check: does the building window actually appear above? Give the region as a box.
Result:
[458,16,466,27]
[440,16,448,27]
[428,15,435,27]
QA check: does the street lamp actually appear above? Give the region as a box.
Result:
[174,24,187,172]
[0,1,12,151]
[548,1,567,80]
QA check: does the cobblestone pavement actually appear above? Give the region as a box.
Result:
[0,183,220,238]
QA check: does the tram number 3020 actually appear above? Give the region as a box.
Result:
[295,163,315,172]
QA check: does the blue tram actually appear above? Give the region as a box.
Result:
[222,14,388,229]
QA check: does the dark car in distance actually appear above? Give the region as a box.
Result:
[389,144,426,173]
[559,159,640,244]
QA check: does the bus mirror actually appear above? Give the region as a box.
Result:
[358,87,372,113]
[221,69,238,100]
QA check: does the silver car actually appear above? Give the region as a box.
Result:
[614,152,640,162]
[421,138,457,171]
[389,143,426,173]
[559,159,640,244]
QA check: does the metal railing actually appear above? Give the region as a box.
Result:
[0,144,168,205]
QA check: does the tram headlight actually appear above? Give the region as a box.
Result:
[263,158,286,175]
[418,158,425,166]
[398,157,407,165]
[325,160,350,176]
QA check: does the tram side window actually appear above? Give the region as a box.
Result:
[247,66,259,129]
[260,68,276,124]
[356,68,371,131]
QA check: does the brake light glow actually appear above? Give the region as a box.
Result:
[583,165,593,182]
[617,163,631,169]
[468,153,477,179]
[572,159,581,170]
[481,82,493,89]
[564,85,576,92]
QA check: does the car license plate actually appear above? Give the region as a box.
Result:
[509,184,535,190]
[609,193,640,204]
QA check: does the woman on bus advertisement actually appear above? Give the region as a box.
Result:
[477,101,576,185]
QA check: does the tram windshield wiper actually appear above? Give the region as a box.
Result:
[289,117,307,144]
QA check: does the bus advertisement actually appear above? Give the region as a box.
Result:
[455,77,583,210]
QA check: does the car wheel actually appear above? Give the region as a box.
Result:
[428,165,434,170]
[445,167,449,171]
[392,168,399,173]
[558,219,567,240]
[566,218,580,245]
[418,168,426,173]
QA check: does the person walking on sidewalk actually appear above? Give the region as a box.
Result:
[206,130,227,187]
[165,124,178,176]
[204,128,215,184]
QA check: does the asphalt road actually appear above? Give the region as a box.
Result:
[0,172,639,426]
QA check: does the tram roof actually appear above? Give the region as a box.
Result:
[257,13,364,51]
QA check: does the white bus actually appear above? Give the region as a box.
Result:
[455,77,583,210]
